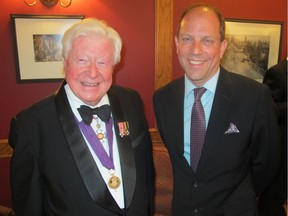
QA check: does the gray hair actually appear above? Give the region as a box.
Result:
[62,18,122,65]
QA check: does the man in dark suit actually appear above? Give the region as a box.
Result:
[258,58,287,216]
[153,3,281,216]
[9,18,154,216]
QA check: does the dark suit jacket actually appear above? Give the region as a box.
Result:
[9,82,154,216]
[153,67,281,216]
[263,59,287,129]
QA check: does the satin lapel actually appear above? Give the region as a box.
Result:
[197,68,233,172]
[54,82,120,212]
[107,87,136,208]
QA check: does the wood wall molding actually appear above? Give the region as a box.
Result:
[0,130,166,157]
[0,139,12,158]
[155,0,173,90]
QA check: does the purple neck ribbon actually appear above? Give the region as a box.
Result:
[77,117,115,170]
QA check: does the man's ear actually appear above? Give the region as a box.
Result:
[175,36,179,54]
[220,39,228,59]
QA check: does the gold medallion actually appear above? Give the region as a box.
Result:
[97,132,104,140]
[108,175,121,189]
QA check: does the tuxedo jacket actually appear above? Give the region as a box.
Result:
[153,67,281,216]
[9,82,154,216]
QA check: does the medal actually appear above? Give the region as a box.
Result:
[108,175,121,189]
[97,133,104,140]
[95,119,105,141]
[108,169,121,189]
[118,121,130,137]
[79,118,122,190]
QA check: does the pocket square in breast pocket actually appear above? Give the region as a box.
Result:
[224,123,240,134]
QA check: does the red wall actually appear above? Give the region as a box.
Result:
[173,0,287,78]
[0,0,155,138]
[0,0,287,138]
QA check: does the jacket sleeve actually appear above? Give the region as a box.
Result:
[251,85,281,196]
[9,117,44,216]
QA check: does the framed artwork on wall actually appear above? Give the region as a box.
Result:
[221,19,283,82]
[11,14,84,83]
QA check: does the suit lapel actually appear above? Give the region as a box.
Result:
[176,79,197,174]
[54,82,120,212]
[163,78,196,175]
[171,78,185,154]
[108,87,136,208]
[197,68,233,172]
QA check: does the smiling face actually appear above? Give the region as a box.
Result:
[175,7,227,86]
[64,34,115,106]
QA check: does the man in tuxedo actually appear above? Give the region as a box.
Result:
[258,58,287,216]
[153,3,281,216]
[9,18,154,216]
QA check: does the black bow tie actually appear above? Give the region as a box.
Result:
[77,104,111,125]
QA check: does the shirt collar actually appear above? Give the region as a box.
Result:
[184,68,220,97]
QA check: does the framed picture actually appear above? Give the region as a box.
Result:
[11,14,84,83]
[221,19,283,82]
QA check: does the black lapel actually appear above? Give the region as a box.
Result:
[107,86,136,208]
[54,82,120,212]
[197,68,233,172]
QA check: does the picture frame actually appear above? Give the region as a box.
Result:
[11,14,84,83]
[221,19,283,82]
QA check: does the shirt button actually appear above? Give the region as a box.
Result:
[194,207,199,213]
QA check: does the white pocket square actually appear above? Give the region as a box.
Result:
[224,123,240,134]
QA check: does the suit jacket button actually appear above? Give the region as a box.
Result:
[193,181,199,188]
[193,207,199,213]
